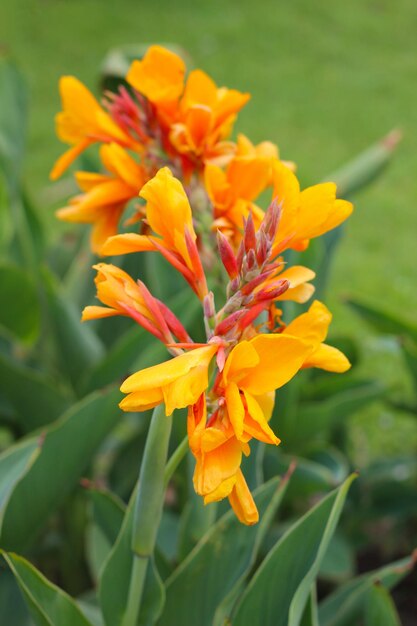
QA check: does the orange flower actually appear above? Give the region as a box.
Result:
[56,143,146,254]
[271,160,353,255]
[119,344,218,416]
[102,167,208,298]
[283,300,351,372]
[169,69,250,169]
[82,263,191,345]
[51,77,132,180]
[127,45,186,124]
[188,395,258,525]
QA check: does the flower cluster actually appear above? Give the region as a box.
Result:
[54,45,353,524]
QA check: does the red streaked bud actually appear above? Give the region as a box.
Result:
[156,299,193,343]
[262,199,282,242]
[253,279,290,303]
[237,302,268,331]
[203,291,216,319]
[244,212,256,253]
[246,248,257,271]
[236,241,245,272]
[214,310,243,336]
[216,346,226,372]
[240,267,278,296]
[217,230,238,279]
[256,230,269,266]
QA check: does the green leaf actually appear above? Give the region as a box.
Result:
[2,552,93,626]
[322,129,401,199]
[347,297,417,343]
[319,532,355,583]
[0,387,121,551]
[365,583,402,626]
[86,488,126,583]
[232,474,356,626]
[0,352,72,431]
[99,485,165,626]
[42,267,105,392]
[0,263,40,343]
[159,474,291,626]
[319,555,414,626]
[0,439,40,532]
[0,569,32,626]
[299,586,319,626]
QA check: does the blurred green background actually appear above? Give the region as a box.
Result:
[1,0,416,462]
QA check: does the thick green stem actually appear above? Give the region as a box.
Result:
[123,403,172,626]
[164,435,189,487]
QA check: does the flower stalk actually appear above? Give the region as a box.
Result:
[122,403,172,626]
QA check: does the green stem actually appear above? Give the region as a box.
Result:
[164,435,189,487]
[123,403,172,626]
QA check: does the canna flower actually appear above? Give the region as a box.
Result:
[169,69,250,170]
[282,300,351,372]
[127,44,186,124]
[56,143,146,254]
[82,263,191,346]
[51,77,132,180]
[188,395,258,524]
[271,160,353,255]
[120,344,218,415]
[102,167,208,298]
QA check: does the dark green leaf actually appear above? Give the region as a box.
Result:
[2,552,93,626]
[0,387,121,551]
[0,352,72,431]
[319,555,414,626]
[159,475,291,626]
[41,267,105,392]
[0,264,40,343]
[232,474,356,626]
[0,57,27,184]
[365,583,401,626]
[0,568,32,626]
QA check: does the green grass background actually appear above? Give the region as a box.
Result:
[1,0,416,461]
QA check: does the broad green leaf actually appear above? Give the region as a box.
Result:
[86,488,126,583]
[0,439,40,531]
[0,569,32,626]
[159,475,291,626]
[347,297,417,343]
[42,268,105,392]
[319,532,355,582]
[232,474,356,626]
[0,352,72,430]
[0,387,121,551]
[0,263,40,343]
[319,555,414,626]
[2,552,93,626]
[99,485,165,626]
[322,129,401,199]
[300,586,319,626]
[365,583,401,626]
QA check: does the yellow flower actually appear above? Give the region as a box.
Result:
[56,143,146,254]
[188,396,258,525]
[271,160,353,254]
[283,300,351,372]
[102,167,208,298]
[51,77,131,180]
[119,344,218,416]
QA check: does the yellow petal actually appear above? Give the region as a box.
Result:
[243,391,280,445]
[127,45,185,104]
[119,387,164,413]
[304,343,351,373]
[203,475,236,504]
[101,233,156,256]
[225,382,245,439]
[239,334,314,395]
[81,305,119,321]
[223,340,260,385]
[284,300,332,344]
[228,469,259,525]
